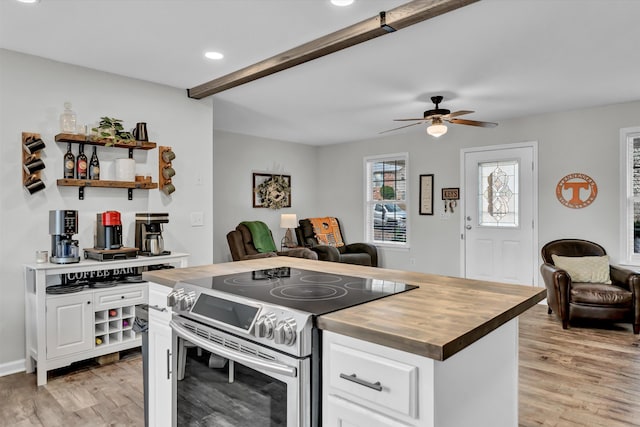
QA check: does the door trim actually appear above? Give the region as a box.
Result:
[459,141,539,286]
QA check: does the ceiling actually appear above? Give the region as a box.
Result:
[2,0,640,145]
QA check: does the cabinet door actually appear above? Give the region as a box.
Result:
[46,293,93,359]
[148,313,173,427]
[325,394,411,427]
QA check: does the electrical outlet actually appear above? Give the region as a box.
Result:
[409,258,415,265]
[190,212,204,227]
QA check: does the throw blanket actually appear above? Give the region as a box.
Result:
[309,217,344,247]
[241,221,277,253]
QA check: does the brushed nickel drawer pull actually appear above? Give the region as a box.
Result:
[148,304,167,312]
[339,373,382,391]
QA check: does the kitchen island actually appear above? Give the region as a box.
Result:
[144,257,546,426]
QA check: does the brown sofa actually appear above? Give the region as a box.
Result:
[540,239,640,334]
[227,222,318,261]
[295,217,377,267]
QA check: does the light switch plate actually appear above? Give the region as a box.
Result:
[190,211,204,227]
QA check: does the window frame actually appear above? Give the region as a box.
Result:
[620,127,640,265]
[364,152,409,248]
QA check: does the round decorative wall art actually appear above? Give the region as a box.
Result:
[555,173,597,209]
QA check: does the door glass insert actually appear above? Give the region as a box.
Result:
[478,160,519,227]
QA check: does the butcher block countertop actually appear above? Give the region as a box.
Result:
[143,257,546,361]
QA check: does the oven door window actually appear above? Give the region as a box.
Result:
[177,343,288,426]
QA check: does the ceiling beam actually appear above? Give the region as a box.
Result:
[187,0,480,99]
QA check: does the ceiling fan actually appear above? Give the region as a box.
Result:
[381,96,498,137]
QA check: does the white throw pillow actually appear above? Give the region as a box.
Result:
[551,254,611,284]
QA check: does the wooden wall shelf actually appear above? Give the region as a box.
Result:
[57,178,158,200]
[55,133,156,150]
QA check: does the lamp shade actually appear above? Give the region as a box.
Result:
[280,213,298,229]
[427,123,448,137]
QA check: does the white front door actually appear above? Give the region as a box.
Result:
[462,143,537,285]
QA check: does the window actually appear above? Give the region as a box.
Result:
[478,160,519,228]
[621,127,640,264]
[365,153,408,247]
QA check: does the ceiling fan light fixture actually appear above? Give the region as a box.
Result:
[330,0,354,6]
[427,121,447,137]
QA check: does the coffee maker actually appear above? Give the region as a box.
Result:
[95,211,123,250]
[135,213,170,256]
[49,210,80,264]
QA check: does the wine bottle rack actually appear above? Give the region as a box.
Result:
[22,132,46,194]
[94,305,137,347]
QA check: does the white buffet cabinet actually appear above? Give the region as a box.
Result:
[322,319,519,427]
[24,253,188,386]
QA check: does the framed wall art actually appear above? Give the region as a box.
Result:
[253,173,291,209]
[419,174,434,215]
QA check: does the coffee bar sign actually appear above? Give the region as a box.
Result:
[63,267,140,284]
[556,173,598,209]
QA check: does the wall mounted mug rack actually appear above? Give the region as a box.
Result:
[159,146,176,196]
[22,132,46,195]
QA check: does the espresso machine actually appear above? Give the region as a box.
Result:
[95,211,123,250]
[135,213,170,256]
[49,210,80,264]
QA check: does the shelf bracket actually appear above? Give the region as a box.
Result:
[79,186,85,200]
[128,189,133,200]
[128,148,134,159]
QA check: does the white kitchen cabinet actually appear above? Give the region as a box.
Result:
[323,320,519,427]
[147,282,173,427]
[45,292,93,359]
[24,253,189,386]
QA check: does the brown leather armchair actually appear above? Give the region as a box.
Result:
[227,223,318,261]
[540,239,640,334]
[295,217,378,267]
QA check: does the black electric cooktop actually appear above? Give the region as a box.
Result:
[181,267,417,316]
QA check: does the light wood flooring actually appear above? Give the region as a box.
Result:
[1,305,639,426]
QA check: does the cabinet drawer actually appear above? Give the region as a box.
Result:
[328,342,418,418]
[326,394,411,427]
[94,284,147,310]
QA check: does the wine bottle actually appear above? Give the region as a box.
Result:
[89,146,100,180]
[63,143,75,178]
[76,144,88,179]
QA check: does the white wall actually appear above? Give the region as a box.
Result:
[212,129,318,263]
[314,100,640,276]
[0,49,213,369]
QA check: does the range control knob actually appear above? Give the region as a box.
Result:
[274,318,297,346]
[254,313,277,339]
[178,291,196,311]
[166,288,184,308]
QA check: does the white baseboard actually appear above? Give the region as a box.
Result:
[0,359,26,377]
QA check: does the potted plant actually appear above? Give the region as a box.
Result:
[92,117,135,145]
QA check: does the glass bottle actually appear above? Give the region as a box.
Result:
[76,144,88,179]
[63,143,75,179]
[89,146,100,180]
[59,102,77,134]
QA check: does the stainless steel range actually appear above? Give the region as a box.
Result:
[167,267,416,427]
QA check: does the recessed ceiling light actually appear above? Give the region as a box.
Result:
[16,0,40,3]
[204,51,224,60]
[331,0,354,6]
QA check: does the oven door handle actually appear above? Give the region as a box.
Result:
[170,320,298,378]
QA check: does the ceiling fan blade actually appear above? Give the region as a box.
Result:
[379,121,424,134]
[393,118,429,122]
[448,118,498,128]
[447,110,474,119]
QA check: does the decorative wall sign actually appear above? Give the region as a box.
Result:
[419,174,434,215]
[253,173,291,209]
[556,173,598,209]
[441,188,459,200]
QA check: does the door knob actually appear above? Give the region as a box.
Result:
[466,216,472,221]
[465,225,472,230]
